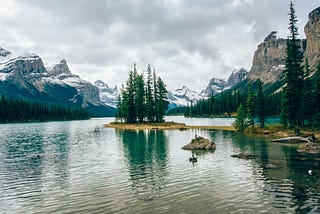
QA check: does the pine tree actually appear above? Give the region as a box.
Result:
[255,79,265,128]
[281,1,304,128]
[246,83,255,128]
[125,70,136,123]
[301,59,314,127]
[234,103,247,132]
[145,64,154,122]
[153,69,158,121]
[314,63,320,126]
[155,77,169,122]
[135,73,145,123]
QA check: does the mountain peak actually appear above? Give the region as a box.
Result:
[48,59,71,76]
[264,31,278,42]
[228,68,248,86]
[0,47,11,58]
[60,59,67,64]
[95,79,109,89]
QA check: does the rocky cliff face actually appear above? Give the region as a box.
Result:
[47,59,71,76]
[47,60,102,107]
[304,7,320,69]
[247,32,289,83]
[248,7,320,83]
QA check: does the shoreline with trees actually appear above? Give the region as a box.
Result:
[0,95,89,123]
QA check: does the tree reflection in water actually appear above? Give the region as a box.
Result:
[117,130,168,201]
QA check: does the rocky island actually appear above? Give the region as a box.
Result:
[182,136,216,150]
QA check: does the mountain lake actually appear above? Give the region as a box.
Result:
[0,116,319,213]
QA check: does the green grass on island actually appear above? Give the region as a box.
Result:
[105,121,236,131]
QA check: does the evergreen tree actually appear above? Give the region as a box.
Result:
[246,83,255,128]
[145,64,154,122]
[314,63,320,126]
[301,59,314,126]
[234,103,247,132]
[281,1,304,128]
[135,73,145,123]
[126,70,136,123]
[155,77,169,122]
[121,86,130,123]
[255,79,265,128]
[153,69,158,121]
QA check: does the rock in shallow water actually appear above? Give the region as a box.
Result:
[231,153,257,159]
[182,136,216,150]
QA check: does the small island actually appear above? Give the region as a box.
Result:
[105,121,187,130]
[105,121,236,131]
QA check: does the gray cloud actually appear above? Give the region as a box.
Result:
[0,0,318,91]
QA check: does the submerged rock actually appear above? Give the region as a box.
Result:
[231,153,256,159]
[182,136,216,150]
[297,142,320,154]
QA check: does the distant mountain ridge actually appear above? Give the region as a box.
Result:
[0,48,115,117]
[201,68,248,97]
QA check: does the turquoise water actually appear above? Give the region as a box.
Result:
[0,117,319,213]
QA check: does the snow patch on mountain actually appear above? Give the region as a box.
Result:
[168,86,204,109]
[94,80,120,108]
[201,68,248,97]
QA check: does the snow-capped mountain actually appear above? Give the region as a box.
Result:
[200,78,227,97]
[94,80,120,108]
[0,49,115,116]
[167,86,204,109]
[201,68,248,97]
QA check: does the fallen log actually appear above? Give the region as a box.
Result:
[271,136,308,143]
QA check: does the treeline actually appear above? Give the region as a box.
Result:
[0,96,89,123]
[116,64,169,123]
[184,79,281,118]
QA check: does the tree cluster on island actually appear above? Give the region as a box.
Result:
[116,64,169,124]
[0,95,89,122]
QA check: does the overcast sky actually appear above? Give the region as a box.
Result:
[0,0,319,91]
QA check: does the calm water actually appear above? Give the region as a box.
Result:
[0,116,319,213]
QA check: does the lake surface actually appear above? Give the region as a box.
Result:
[0,116,319,213]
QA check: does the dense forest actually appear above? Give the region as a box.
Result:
[0,95,89,123]
[185,2,320,130]
[184,80,282,119]
[116,64,169,123]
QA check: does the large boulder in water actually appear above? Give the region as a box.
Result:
[182,136,216,150]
